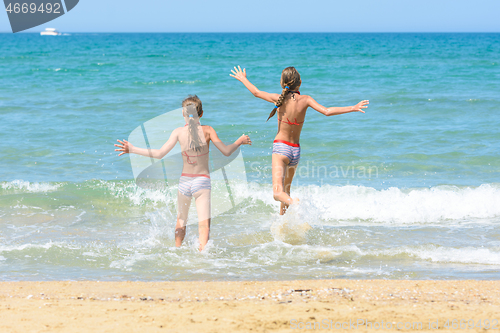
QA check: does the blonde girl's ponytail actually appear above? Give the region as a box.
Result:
[187,114,204,152]
[182,95,204,152]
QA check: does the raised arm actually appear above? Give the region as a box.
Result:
[115,128,179,159]
[208,126,251,157]
[307,96,369,116]
[230,66,280,104]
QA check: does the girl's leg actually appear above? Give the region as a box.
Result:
[198,217,211,251]
[193,189,211,251]
[176,191,192,247]
[272,154,294,209]
[280,164,298,215]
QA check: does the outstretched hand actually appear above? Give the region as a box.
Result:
[353,100,369,113]
[238,134,252,145]
[229,66,247,82]
[114,139,132,156]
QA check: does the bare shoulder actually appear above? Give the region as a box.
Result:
[303,94,320,106]
[201,125,214,137]
[294,94,312,108]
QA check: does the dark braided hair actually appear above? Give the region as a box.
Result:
[266,67,301,122]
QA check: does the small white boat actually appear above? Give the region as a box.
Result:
[40,28,61,36]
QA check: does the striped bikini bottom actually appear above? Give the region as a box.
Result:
[178,173,211,197]
[272,140,301,166]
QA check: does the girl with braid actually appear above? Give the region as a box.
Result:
[230,66,368,215]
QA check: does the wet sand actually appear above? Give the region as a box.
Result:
[1,280,499,332]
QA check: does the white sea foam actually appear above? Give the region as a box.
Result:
[101,180,500,223]
[396,245,500,265]
[0,241,62,253]
[249,241,500,266]
[288,244,500,265]
[1,180,61,193]
[244,183,500,224]
[270,204,313,245]
[99,180,174,206]
[142,208,175,245]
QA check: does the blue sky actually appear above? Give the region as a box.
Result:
[1,0,500,33]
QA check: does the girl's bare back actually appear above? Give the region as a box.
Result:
[177,125,211,176]
[275,93,309,144]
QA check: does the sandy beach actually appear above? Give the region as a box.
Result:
[1,280,499,332]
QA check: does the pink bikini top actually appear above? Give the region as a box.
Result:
[182,151,208,164]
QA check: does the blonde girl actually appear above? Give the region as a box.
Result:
[116,95,251,250]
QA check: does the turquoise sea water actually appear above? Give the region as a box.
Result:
[0,33,499,281]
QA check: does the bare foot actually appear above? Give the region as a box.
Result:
[280,198,300,215]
